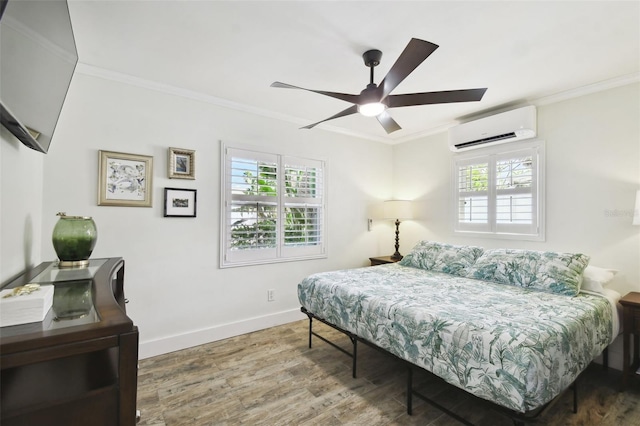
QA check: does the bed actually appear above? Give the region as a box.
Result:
[297,241,620,422]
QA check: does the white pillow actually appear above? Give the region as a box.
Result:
[581,266,618,294]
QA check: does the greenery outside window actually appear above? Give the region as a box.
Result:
[221,145,326,267]
[453,140,545,240]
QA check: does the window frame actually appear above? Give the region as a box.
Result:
[220,143,327,268]
[452,139,545,241]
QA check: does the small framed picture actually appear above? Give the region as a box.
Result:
[98,150,153,207]
[164,188,197,217]
[168,147,195,180]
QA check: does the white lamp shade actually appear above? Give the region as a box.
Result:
[383,200,413,220]
[634,190,640,226]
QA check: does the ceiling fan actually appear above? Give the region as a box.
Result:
[271,38,487,134]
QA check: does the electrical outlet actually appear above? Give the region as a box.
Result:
[267,289,275,302]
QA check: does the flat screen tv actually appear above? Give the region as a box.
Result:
[0,0,78,153]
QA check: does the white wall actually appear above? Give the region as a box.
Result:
[2,72,638,365]
[392,83,640,369]
[0,127,43,283]
[36,72,393,358]
[394,83,640,293]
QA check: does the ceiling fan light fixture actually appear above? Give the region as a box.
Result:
[358,102,386,117]
[272,38,486,134]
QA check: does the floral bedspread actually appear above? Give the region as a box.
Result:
[297,263,614,413]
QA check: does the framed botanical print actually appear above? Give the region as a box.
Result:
[164,188,197,217]
[168,147,195,180]
[98,150,153,207]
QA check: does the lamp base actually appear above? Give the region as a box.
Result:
[390,252,403,261]
[390,219,403,261]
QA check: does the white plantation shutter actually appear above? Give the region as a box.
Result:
[282,157,324,255]
[457,161,490,232]
[222,146,326,267]
[495,152,537,235]
[453,140,544,240]
[229,152,278,246]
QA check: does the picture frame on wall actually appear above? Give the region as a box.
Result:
[168,147,195,180]
[98,150,153,207]
[164,188,197,217]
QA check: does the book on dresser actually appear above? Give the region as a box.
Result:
[0,284,54,327]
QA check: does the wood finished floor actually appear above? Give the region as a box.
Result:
[137,320,640,426]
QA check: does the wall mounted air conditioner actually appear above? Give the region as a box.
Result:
[448,105,537,152]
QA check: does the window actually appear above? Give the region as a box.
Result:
[453,140,544,240]
[221,145,326,267]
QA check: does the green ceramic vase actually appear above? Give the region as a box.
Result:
[52,212,97,268]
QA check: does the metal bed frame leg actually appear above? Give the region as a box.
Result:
[407,366,413,415]
[304,309,359,378]
[351,337,358,378]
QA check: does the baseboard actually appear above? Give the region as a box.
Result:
[139,308,306,359]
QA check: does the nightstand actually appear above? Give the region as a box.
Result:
[369,255,401,266]
[620,291,640,389]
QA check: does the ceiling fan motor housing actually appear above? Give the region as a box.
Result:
[360,84,383,104]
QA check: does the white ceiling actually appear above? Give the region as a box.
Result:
[68,1,640,144]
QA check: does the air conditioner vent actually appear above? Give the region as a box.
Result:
[449,106,536,152]
[454,132,517,149]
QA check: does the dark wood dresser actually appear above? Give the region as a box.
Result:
[621,291,640,389]
[0,257,138,425]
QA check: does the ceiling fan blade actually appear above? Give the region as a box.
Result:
[301,105,358,129]
[387,88,488,108]
[376,111,402,134]
[271,81,360,104]
[378,38,439,100]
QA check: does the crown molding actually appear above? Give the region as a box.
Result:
[75,63,639,145]
[74,63,389,144]
[393,72,640,145]
[532,72,639,107]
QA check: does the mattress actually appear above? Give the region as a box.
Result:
[297,263,617,413]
